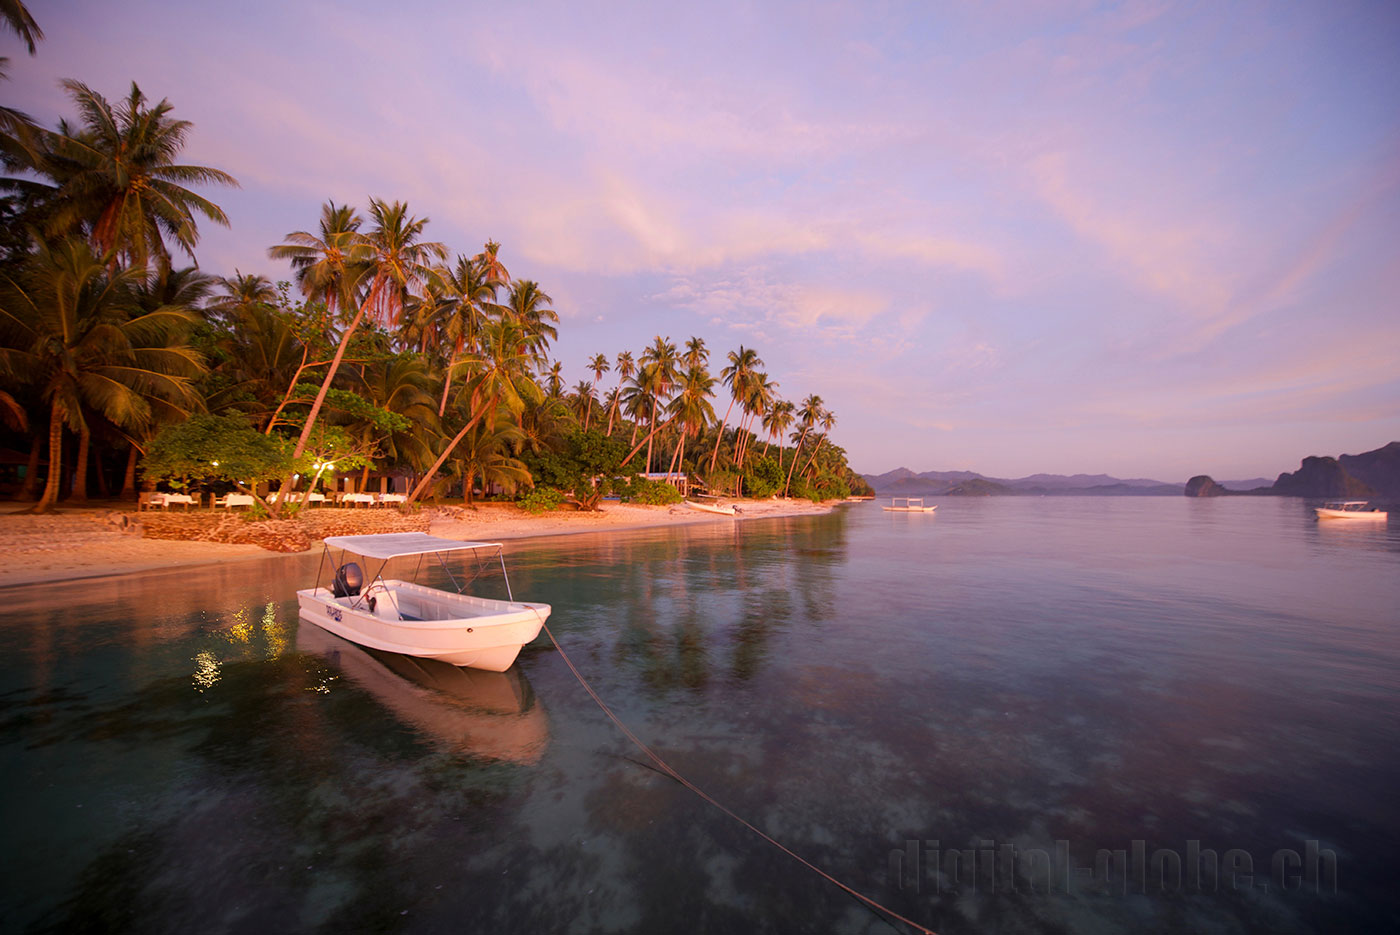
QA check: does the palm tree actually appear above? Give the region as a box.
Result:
[267,201,363,323]
[763,399,795,465]
[434,252,501,415]
[571,380,596,427]
[784,394,824,496]
[0,237,203,512]
[474,240,510,290]
[733,371,777,468]
[351,352,440,494]
[638,336,678,473]
[709,345,762,472]
[601,386,622,436]
[407,316,541,504]
[800,408,837,480]
[682,336,708,370]
[37,81,237,268]
[586,352,609,429]
[503,279,557,362]
[665,365,716,476]
[1,0,42,54]
[608,350,635,436]
[450,422,530,505]
[206,270,277,324]
[269,199,445,484]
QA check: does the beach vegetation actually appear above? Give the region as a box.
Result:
[0,58,862,512]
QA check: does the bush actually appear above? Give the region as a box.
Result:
[743,457,783,498]
[631,477,683,505]
[518,487,565,513]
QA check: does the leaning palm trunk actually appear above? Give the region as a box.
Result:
[800,440,825,482]
[121,445,138,498]
[20,436,42,500]
[407,392,498,505]
[708,396,736,473]
[71,422,90,502]
[27,405,64,514]
[620,412,681,469]
[783,428,809,497]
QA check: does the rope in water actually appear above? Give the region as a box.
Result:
[540,621,937,935]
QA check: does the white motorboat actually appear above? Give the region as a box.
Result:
[883,497,937,513]
[1314,500,1387,520]
[685,499,737,515]
[296,533,551,672]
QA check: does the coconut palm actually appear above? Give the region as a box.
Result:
[407,316,541,504]
[449,422,530,505]
[267,201,364,323]
[638,336,678,473]
[784,394,824,496]
[763,398,795,466]
[800,408,837,480]
[682,336,708,370]
[601,386,622,436]
[434,252,501,415]
[1,0,42,54]
[733,371,777,468]
[0,237,203,512]
[269,199,445,482]
[608,350,634,436]
[543,361,565,398]
[503,279,557,362]
[206,270,277,324]
[709,345,762,472]
[571,380,596,427]
[37,81,237,268]
[665,365,716,476]
[474,240,510,290]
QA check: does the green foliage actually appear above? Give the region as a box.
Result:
[743,457,783,498]
[522,428,627,509]
[518,486,565,513]
[282,384,411,434]
[705,468,740,498]
[812,470,851,500]
[144,414,287,489]
[631,476,683,505]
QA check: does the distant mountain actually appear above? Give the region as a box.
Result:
[863,467,1182,496]
[1185,441,1399,499]
[1219,478,1273,491]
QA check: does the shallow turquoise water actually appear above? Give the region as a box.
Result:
[2,498,1397,933]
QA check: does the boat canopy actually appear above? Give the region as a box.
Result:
[322,533,503,560]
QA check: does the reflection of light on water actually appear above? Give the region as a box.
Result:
[262,601,288,657]
[192,650,220,691]
[307,671,338,694]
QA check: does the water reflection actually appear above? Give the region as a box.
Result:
[296,626,548,764]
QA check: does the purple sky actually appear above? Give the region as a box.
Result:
[9,0,1399,481]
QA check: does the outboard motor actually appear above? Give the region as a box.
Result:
[331,562,364,598]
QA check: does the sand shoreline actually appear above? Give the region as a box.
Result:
[0,498,841,589]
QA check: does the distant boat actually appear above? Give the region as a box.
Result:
[1315,501,1387,520]
[686,499,737,515]
[883,497,937,513]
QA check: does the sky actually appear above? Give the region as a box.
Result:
[8,0,1400,481]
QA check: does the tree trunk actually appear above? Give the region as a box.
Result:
[438,356,456,417]
[71,421,90,502]
[407,393,498,505]
[121,445,138,498]
[708,396,736,473]
[19,434,42,500]
[26,405,64,514]
[783,428,809,497]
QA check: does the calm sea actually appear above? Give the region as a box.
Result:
[1,498,1397,934]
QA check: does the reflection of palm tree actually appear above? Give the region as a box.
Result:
[39,81,237,268]
[709,345,762,473]
[0,238,202,512]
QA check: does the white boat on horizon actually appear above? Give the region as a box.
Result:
[883,497,937,513]
[1314,500,1387,521]
[296,533,551,672]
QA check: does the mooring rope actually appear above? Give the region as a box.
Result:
[539,620,937,935]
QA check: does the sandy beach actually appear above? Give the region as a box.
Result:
[0,498,838,589]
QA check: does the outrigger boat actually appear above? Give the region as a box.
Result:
[297,533,551,672]
[685,499,737,516]
[883,497,937,513]
[1315,500,1387,521]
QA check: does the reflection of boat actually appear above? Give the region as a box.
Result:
[297,625,548,764]
[296,533,551,671]
[686,499,737,515]
[883,497,937,513]
[1315,501,1387,520]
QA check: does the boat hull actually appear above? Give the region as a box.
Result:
[296,579,550,672]
[883,506,937,512]
[1315,508,1386,520]
[685,500,736,515]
